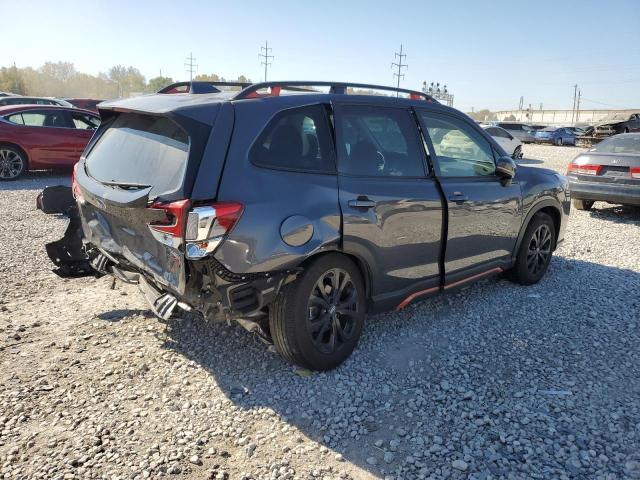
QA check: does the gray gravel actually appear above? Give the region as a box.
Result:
[1,145,639,479]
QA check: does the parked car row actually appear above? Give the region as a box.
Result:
[0,94,104,112]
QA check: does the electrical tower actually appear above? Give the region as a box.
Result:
[423,81,454,107]
[259,41,274,82]
[185,52,198,82]
[391,44,408,95]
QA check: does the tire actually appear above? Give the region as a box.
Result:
[269,254,366,371]
[0,145,27,180]
[512,146,523,159]
[572,199,594,211]
[509,212,556,285]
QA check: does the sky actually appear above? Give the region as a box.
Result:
[2,0,640,112]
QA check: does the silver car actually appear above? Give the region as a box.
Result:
[495,122,536,144]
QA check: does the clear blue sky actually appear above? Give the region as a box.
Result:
[3,0,639,111]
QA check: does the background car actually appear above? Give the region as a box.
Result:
[0,105,99,180]
[593,113,640,138]
[64,98,104,112]
[567,133,640,210]
[494,122,536,143]
[483,125,523,158]
[0,96,73,108]
[534,126,576,146]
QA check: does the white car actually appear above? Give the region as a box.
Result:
[483,125,523,159]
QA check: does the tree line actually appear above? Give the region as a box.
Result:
[0,62,251,99]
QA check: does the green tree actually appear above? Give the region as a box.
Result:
[108,65,146,97]
[0,64,27,95]
[194,73,220,82]
[147,76,174,93]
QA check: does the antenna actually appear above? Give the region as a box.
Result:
[391,44,408,96]
[259,41,274,82]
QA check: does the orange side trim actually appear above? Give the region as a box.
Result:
[396,267,504,310]
[443,267,503,290]
[396,286,439,310]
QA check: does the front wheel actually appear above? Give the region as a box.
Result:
[508,212,556,285]
[269,254,365,371]
[572,199,594,211]
[0,146,27,180]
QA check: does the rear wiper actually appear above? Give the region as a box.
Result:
[102,180,152,190]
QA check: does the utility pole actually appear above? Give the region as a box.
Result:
[518,96,524,121]
[571,84,578,124]
[576,89,581,124]
[391,44,408,96]
[259,41,274,82]
[185,53,198,82]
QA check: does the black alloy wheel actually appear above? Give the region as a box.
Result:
[306,268,359,355]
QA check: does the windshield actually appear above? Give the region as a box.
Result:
[592,135,640,154]
[86,113,189,196]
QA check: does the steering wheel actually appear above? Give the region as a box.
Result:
[376,150,385,172]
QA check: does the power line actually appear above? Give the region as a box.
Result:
[391,44,408,96]
[259,41,274,82]
[185,52,198,82]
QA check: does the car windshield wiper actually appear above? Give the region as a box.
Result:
[102,180,152,190]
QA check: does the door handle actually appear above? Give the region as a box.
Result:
[449,192,468,203]
[348,197,377,209]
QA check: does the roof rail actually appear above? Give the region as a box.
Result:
[158,81,252,94]
[233,81,437,102]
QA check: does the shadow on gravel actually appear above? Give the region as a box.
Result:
[97,309,155,321]
[144,255,640,478]
[0,171,69,192]
[588,204,640,225]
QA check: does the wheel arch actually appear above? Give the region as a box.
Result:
[513,200,562,259]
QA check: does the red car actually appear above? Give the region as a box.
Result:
[0,105,100,180]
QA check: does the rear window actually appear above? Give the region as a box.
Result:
[86,113,189,196]
[592,135,640,154]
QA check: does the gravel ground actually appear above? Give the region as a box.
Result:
[1,145,639,480]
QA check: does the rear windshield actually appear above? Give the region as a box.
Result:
[86,113,189,196]
[592,135,640,154]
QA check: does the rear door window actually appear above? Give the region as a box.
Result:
[250,104,335,173]
[71,112,100,130]
[85,113,189,196]
[334,105,426,177]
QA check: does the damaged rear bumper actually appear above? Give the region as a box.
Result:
[37,186,296,324]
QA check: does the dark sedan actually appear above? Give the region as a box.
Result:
[567,133,640,209]
[0,105,100,180]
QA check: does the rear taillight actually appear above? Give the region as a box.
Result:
[184,202,243,259]
[567,163,602,176]
[72,163,84,203]
[148,200,243,259]
[631,167,640,179]
[148,199,191,247]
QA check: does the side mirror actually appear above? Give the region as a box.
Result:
[496,155,516,179]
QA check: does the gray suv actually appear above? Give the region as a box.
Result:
[38,81,570,370]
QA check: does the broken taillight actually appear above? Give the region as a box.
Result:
[567,163,602,176]
[72,163,84,203]
[184,202,243,259]
[148,200,243,259]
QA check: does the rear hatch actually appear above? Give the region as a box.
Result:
[75,96,226,294]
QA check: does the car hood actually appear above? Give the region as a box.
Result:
[595,120,626,127]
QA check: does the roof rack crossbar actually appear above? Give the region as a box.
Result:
[233,81,435,102]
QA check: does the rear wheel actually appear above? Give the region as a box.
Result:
[509,212,556,285]
[0,146,27,180]
[572,199,594,211]
[269,254,365,371]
